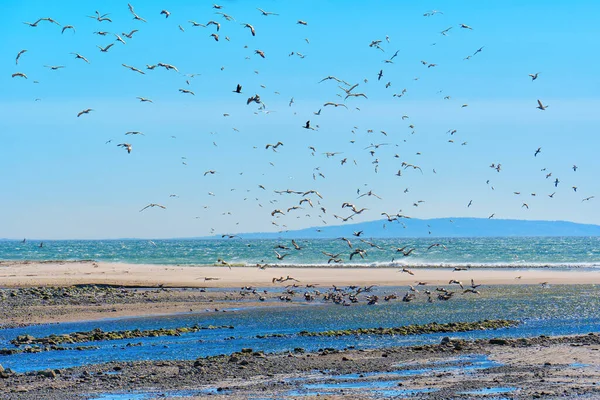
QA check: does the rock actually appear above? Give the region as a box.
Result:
[241,348,253,353]
[38,369,56,378]
[228,356,239,363]
[489,338,509,345]
[441,337,451,344]
[0,364,3,373]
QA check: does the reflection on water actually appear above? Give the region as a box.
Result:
[0,285,599,373]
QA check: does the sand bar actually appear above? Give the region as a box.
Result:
[1,260,599,288]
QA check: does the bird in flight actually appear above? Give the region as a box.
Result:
[139,203,166,212]
[257,7,279,16]
[123,29,139,39]
[71,53,90,63]
[97,43,114,52]
[529,72,539,81]
[88,11,112,22]
[117,143,132,154]
[77,108,93,117]
[128,3,147,22]
[11,72,27,79]
[122,64,145,74]
[536,99,548,110]
[303,120,315,130]
[243,23,256,36]
[15,50,27,65]
[534,147,541,157]
[136,97,153,103]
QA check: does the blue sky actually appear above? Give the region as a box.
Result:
[1,0,599,239]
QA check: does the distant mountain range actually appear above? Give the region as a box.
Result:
[215,218,600,239]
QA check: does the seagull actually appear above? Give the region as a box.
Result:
[255,49,266,58]
[61,25,75,34]
[128,3,147,22]
[88,11,112,23]
[265,142,284,150]
[582,196,595,202]
[77,108,93,117]
[123,29,139,38]
[15,50,27,64]
[122,64,145,74]
[157,62,179,72]
[179,88,195,95]
[215,12,235,21]
[71,53,90,63]
[529,72,539,81]
[233,84,242,93]
[243,23,256,36]
[97,43,114,52]
[139,203,166,212]
[297,20,308,25]
[257,8,279,16]
[117,143,132,153]
[189,21,206,27]
[324,102,348,108]
[459,23,473,30]
[125,131,144,136]
[537,99,548,110]
[136,97,153,103]
[302,120,315,130]
[534,147,541,157]
[11,72,27,79]
[160,10,171,18]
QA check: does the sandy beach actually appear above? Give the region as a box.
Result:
[1,260,599,288]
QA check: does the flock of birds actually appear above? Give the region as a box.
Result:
[11,3,594,267]
[234,277,485,306]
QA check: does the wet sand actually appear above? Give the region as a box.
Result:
[1,260,599,288]
[2,333,600,399]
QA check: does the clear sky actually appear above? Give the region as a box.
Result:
[1,0,599,239]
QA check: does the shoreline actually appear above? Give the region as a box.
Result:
[1,260,600,288]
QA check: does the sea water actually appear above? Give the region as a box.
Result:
[1,237,599,268]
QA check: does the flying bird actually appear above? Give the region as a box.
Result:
[243,23,256,36]
[139,203,166,212]
[117,143,132,153]
[122,64,145,74]
[77,108,93,117]
[15,50,27,64]
[71,53,90,63]
[536,99,548,110]
[257,8,278,16]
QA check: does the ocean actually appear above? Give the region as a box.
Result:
[1,237,599,268]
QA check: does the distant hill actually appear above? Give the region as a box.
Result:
[221,218,600,239]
